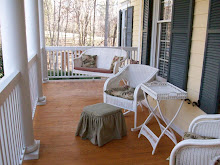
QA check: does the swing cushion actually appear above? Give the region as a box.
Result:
[81,54,97,68]
[110,56,124,71]
[74,66,113,74]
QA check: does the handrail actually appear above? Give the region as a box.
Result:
[45,46,138,51]
[27,54,39,118]
[0,70,25,165]
[0,71,20,104]
[28,54,37,68]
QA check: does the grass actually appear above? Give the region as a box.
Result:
[48,70,101,80]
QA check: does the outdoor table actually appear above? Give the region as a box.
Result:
[138,82,187,155]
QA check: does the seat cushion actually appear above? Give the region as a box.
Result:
[105,85,135,100]
[81,54,97,68]
[110,56,124,71]
[74,66,113,73]
[183,132,216,140]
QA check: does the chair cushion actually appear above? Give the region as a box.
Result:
[74,66,113,73]
[105,85,135,100]
[110,56,124,71]
[183,132,216,140]
[82,54,97,68]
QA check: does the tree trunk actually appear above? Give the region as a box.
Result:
[51,0,56,46]
[113,24,117,46]
[45,0,52,46]
[56,0,62,46]
[104,0,109,46]
[92,0,96,46]
[64,1,70,46]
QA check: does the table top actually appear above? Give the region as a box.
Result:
[141,82,187,100]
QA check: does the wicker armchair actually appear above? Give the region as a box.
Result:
[103,64,159,131]
[169,114,220,165]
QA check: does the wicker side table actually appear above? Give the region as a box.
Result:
[138,82,187,155]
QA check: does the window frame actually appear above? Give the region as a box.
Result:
[150,0,173,82]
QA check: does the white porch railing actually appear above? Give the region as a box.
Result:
[0,71,25,165]
[28,54,39,118]
[45,46,139,79]
[0,54,40,165]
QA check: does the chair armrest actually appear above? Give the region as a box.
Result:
[213,155,220,164]
[103,65,129,91]
[188,114,220,138]
[113,61,121,74]
[169,139,220,165]
[120,53,128,63]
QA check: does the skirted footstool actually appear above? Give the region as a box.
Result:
[75,103,127,146]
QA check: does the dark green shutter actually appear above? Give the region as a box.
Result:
[199,0,220,114]
[141,0,153,65]
[118,10,122,47]
[167,0,195,90]
[126,6,133,47]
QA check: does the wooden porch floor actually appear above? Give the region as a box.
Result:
[23,80,180,165]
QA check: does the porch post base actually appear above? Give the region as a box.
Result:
[37,96,46,105]
[24,140,40,160]
[42,77,49,83]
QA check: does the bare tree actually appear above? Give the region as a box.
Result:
[112,24,117,46]
[44,0,118,47]
[104,0,109,46]
[56,0,62,46]
[64,0,71,46]
[51,0,56,46]
[44,0,52,45]
[92,0,96,46]
[73,0,93,46]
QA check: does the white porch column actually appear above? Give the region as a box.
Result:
[25,0,46,105]
[0,0,40,160]
[38,0,48,83]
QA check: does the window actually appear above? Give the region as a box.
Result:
[118,6,133,47]
[150,0,173,81]
[121,9,127,47]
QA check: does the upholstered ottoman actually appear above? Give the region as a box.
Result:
[75,103,127,147]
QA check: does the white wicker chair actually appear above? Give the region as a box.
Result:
[73,48,128,77]
[103,64,159,131]
[169,114,220,165]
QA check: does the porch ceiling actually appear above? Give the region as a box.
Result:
[23,80,180,165]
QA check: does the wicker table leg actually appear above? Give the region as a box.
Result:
[139,93,184,155]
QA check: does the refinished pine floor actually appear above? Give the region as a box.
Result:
[23,80,181,165]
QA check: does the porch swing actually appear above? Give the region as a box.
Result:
[72,0,131,78]
[72,47,128,78]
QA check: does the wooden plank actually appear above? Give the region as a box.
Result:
[23,81,181,165]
